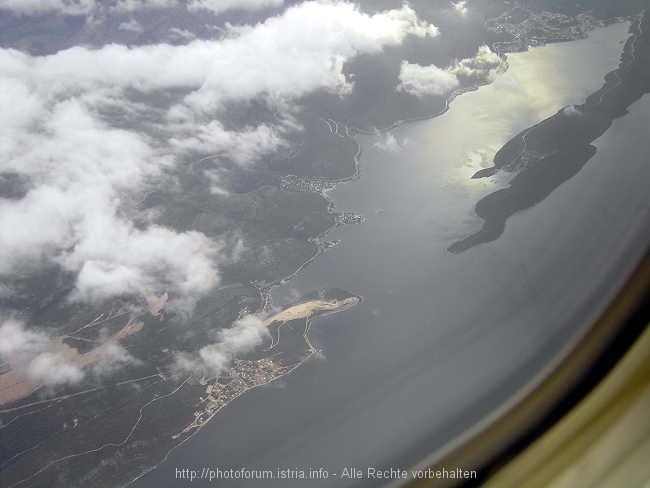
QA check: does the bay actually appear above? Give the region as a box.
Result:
[134,21,650,487]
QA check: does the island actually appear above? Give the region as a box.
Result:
[449,10,649,254]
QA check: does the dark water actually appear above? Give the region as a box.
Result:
[134,22,650,487]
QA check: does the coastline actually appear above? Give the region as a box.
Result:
[127,17,642,488]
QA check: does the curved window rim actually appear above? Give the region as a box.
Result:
[394,245,650,488]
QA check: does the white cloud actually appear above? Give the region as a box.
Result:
[0,319,48,359]
[25,350,85,385]
[181,2,440,112]
[0,319,138,387]
[169,120,285,163]
[196,315,269,374]
[66,222,220,303]
[453,0,467,16]
[118,19,144,32]
[0,77,220,305]
[0,2,439,110]
[450,45,501,77]
[490,69,526,93]
[2,2,440,107]
[115,0,281,14]
[88,341,138,376]
[188,0,283,15]
[563,105,582,116]
[373,133,407,152]
[229,235,245,261]
[113,0,177,12]
[205,169,231,196]
[0,0,96,16]
[397,61,459,96]
[168,27,196,41]
[1,319,83,386]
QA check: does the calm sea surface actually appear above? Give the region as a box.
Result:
[135,21,650,487]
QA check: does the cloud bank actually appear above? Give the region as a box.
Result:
[0,91,220,305]
[0,1,440,307]
[0,2,449,394]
